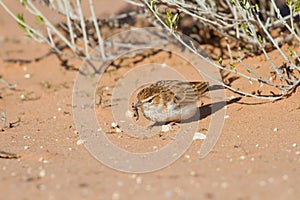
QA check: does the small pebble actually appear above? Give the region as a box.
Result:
[42,160,49,164]
[193,132,207,140]
[161,63,167,68]
[224,115,229,119]
[37,184,46,190]
[260,82,264,87]
[130,174,137,179]
[161,124,172,132]
[117,181,124,187]
[115,127,122,133]
[190,171,196,176]
[111,122,118,128]
[136,176,142,184]
[282,174,289,180]
[292,143,297,148]
[240,155,246,160]
[24,146,30,150]
[220,182,228,189]
[164,190,173,198]
[267,177,274,183]
[112,192,120,200]
[38,169,46,178]
[24,74,31,79]
[273,128,278,132]
[76,139,86,145]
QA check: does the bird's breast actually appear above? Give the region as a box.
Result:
[141,101,197,122]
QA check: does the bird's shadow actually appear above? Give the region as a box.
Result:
[183,97,242,124]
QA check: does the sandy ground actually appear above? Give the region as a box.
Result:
[0,1,300,200]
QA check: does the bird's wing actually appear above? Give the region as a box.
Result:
[169,81,199,105]
[154,80,208,105]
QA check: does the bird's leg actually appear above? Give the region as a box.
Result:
[131,101,141,121]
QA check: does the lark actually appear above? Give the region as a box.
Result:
[132,80,208,123]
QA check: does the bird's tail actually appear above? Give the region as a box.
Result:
[191,81,209,95]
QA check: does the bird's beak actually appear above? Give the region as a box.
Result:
[135,100,142,107]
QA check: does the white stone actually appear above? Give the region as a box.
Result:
[193,132,207,140]
[161,124,172,132]
[39,169,46,178]
[76,139,86,145]
[24,74,31,79]
[111,122,118,128]
[115,127,122,133]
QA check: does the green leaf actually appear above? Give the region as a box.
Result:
[20,0,27,6]
[17,13,26,31]
[150,0,155,9]
[229,62,236,70]
[218,57,223,65]
[36,15,45,23]
[16,13,34,38]
[17,13,25,22]
[230,0,237,6]
[165,9,179,31]
[150,0,158,14]
[257,34,262,43]
[172,13,178,23]
[288,47,293,57]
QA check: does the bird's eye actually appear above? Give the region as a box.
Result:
[147,98,153,103]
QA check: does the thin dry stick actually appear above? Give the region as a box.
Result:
[89,0,106,60]
[63,0,76,46]
[76,0,89,58]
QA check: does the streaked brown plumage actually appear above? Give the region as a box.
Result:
[133,80,208,122]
